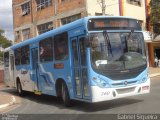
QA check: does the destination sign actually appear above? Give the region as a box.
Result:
[88,18,141,31]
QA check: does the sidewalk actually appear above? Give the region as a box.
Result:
[0,81,17,110]
[149,67,160,78]
[0,92,16,110]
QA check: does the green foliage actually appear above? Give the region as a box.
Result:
[0,29,4,35]
[149,0,160,34]
[0,51,3,62]
[0,30,12,48]
[0,29,12,63]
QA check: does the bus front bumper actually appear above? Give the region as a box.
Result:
[91,78,150,102]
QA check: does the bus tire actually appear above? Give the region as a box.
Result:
[17,81,24,96]
[61,82,71,107]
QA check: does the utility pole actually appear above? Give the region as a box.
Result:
[101,0,106,15]
[97,0,106,15]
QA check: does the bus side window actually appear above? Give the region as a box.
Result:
[4,52,9,67]
[54,32,68,61]
[39,37,53,62]
[21,45,30,65]
[15,48,21,65]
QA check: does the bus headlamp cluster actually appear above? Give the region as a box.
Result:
[92,77,109,88]
[141,77,148,83]
[140,70,149,83]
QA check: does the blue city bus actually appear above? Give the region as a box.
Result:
[4,16,150,106]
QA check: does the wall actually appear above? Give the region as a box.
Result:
[124,1,146,30]
[58,0,85,14]
[86,0,119,16]
[0,70,4,83]
[13,0,86,43]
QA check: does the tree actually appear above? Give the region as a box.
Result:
[0,29,12,63]
[0,29,4,35]
[149,0,160,35]
[0,29,12,48]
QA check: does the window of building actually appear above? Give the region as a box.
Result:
[61,0,68,3]
[4,52,9,67]
[21,2,30,16]
[127,0,142,6]
[37,22,53,35]
[61,14,81,25]
[21,45,30,65]
[95,12,103,16]
[22,28,30,40]
[36,0,52,11]
[95,12,111,16]
[39,37,53,62]
[15,48,21,65]
[15,31,20,40]
[54,32,68,60]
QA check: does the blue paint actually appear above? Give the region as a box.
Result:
[8,16,148,102]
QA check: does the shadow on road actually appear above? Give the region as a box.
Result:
[1,87,143,112]
[71,98,143,112]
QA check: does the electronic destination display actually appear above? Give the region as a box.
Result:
[88,18,141,31]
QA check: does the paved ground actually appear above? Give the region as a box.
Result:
[0,76,159,115]
[0,76,159,120]
[0,93,13,105]
[0,67,159,120]
[149,67,160,77]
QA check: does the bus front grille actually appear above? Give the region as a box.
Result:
[116,87,136,94]
[112,80,137,86]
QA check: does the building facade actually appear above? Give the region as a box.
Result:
[144,0,160,67]
[12,0,149,43]
[13,0,86,43]
[147,40,160,67]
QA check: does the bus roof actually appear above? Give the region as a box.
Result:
[85,16,138,20]
[9,16,138,50]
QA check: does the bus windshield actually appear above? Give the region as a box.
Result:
[90,32,147,71]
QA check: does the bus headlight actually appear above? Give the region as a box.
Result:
[141,77,148,83]
[92,77,109,88]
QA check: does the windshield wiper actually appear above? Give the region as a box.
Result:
[103,30,113,57]
[123,28,135,53]
[128,28,135,40]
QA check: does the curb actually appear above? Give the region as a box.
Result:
[0,96,16,109]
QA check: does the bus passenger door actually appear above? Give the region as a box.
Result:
[4,52,10,86]
[31,48,40,92]
[71,36,90,99]
[10,55,15,87]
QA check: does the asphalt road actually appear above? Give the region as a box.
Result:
[0,76,160,120]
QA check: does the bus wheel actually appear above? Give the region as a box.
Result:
[17,81,24,96]
[61,82,71,107]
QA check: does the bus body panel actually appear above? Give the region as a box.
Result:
[4,66,10,86]
[4,49,15,88]
[3,16,150,104]
[91,78,150,102]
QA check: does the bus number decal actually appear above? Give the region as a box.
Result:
[101,91,110,96]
